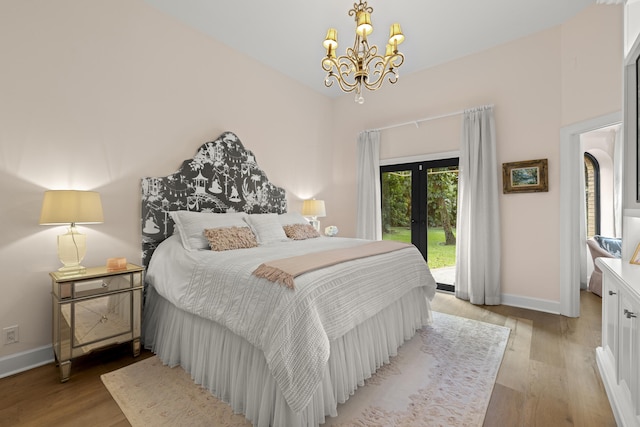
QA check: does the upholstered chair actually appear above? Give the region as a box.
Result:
[586,236,622,297]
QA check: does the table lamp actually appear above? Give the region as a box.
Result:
[302,199,326,232]
[39,190,104,274]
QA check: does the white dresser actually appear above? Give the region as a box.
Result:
[597,257,640,427]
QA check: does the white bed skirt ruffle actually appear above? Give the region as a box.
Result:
[142,285,432,427]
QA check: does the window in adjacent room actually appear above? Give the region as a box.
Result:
[584,152,600,238]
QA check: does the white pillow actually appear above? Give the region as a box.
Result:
[170,211,248,250]
[244,213,289,245]
[278,211,309,226]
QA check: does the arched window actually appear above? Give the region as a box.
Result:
[584,152,600,238]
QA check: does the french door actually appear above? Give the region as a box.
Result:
[380,158,459,291]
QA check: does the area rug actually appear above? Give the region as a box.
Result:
[101,312,510,426]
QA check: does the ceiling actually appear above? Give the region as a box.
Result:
[144,0,601,98]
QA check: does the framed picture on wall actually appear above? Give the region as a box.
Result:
[502,159,549,194]
[631,243,640,265]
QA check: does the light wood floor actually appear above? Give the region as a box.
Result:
[432,290,615,427]
[0,290,614,427]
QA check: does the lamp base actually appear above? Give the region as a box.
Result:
[57,265,87,276]
[308,219,321,232]
[57,225,87,275]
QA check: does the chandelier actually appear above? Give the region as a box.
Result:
[322,0,405,104]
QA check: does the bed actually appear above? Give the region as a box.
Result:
[140,131,437,426]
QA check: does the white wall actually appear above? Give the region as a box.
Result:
[329,4,623,307]
[0,0,333,364]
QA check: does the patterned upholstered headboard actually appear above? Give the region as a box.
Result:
[141,131,287,266]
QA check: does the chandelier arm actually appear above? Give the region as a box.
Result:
[325,72,359,92]
[336,51,361,83]
[361,52,404,91]
[360,45,380,70]
[322,56,361,92]
[362,66,391,90]
[353,33,362,56]
[368,52,404,77]
[363,69,398,91]
[360,51,386,85]
[387,52,405,69]
[336,58,361,92]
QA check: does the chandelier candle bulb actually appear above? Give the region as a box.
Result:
[356,12,373,37]
[385,44,393,59]
[323,28,338,50]
[389,23,405,45]
[323,48,336,69]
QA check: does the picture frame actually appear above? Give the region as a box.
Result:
[502,158,549,194]
[631,243,640,265]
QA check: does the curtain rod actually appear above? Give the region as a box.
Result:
[370,110,463,132]
[368,104,494,132]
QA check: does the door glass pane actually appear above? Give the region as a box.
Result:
[381,161,458,292]
[426,165,458,288]
[381,169,412,244]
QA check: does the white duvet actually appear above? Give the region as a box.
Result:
[146,234,437,413]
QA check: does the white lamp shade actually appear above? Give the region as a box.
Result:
[302,199,326,218]
[39,190,104,225]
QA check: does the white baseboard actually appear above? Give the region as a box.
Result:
[0,345,54,379]
[501,293,561,314]
[436,291,561,314]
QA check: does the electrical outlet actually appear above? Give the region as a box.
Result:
[3,325,19,345]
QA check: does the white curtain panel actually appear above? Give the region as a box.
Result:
[356,130,382,240]
[455,106,501,305]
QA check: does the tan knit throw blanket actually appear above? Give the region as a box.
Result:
[253,240,412,289]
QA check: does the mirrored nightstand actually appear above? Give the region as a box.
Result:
[50,263,144,382]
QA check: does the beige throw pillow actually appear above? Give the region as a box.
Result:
[283,223,321,240]
[204,226,258,251]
